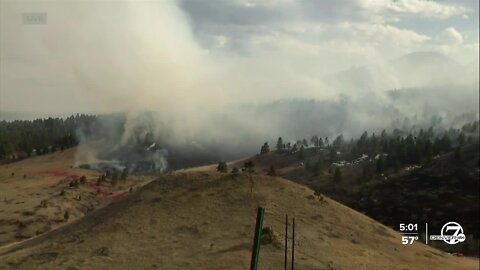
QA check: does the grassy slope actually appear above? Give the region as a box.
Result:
[0,169,477,270]
[266,145,479,256]
[0,147,154,247]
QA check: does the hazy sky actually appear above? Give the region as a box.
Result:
[0,0,478,114]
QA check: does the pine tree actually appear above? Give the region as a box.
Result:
[380,130,387,141]
[291,143,298,153]
[318,138,324,148]
[310,136,319,147]
[376,156,385,173]
[454,146,462,164]
[440,133,451,152]
[333,134,344,148]
[260,142,270,155]
[313,157,323,176]
[302,138,308,147]
[111,170,119,186]
[424,139,433,163]
[276,137,284,151]
[121,168,128,181]
[298,145,305,160]
[105,170,112,179]
[334,167,342,183]
[360,165,373,183]
[305,160,311,171]
[286,142,291,150]
[457,132,466,146]
[329,148,337,162]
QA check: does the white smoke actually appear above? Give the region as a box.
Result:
[1,0,478,167]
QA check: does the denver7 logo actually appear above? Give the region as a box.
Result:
[441,222,466,245]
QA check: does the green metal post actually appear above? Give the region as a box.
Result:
[250,207,265,270]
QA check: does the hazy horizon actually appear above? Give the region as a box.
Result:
[1,0,479,112]
[1,0,479,150]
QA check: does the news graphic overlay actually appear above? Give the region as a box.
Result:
[429,221,466,245]
[22,12,47,25]
[399,223,420,245]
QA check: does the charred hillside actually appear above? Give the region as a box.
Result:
[253,121,480,256]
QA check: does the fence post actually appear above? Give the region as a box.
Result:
[291,217,295,270]
[250,207,265,270]
[285,214,288,270]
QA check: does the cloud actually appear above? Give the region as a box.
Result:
[180,0,471,65]
[181,0,469,27]
[438,27,464,45]
[380,0,469,20]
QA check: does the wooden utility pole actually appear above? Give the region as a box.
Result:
[284,215,288,270]
[291,217,295,270]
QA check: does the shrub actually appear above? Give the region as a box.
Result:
[64,210,70,221]
[17,220,26,229]
[69,179,79,188]
[96,175,106,186]
[267,165,276,176]
[314,191,327,205]
[22,211,34,216]
[40,199,48,208]
[217,162,228,173]
[260,226,281,248]
[79,175,87,184]
[244,161,255,173]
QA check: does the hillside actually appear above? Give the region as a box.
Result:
[0,169,477,269]
[249,140,480,256]
[0,146,154,247]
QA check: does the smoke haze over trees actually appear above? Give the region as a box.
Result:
[0,0,478,168]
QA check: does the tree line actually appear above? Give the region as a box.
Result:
[260,121,479,181]
[0,114,97,160]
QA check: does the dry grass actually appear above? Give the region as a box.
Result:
[0,164,477,269]
[0,146,154,249]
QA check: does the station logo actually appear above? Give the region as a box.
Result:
[429,221,466,245]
